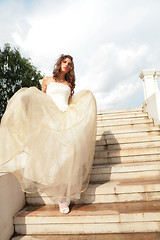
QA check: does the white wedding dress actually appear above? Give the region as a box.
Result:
[46,82,70,112]
[0,82,97,203]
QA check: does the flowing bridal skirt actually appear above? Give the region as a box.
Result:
[0,87,97,203]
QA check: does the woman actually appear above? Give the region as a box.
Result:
[0,54,97,214]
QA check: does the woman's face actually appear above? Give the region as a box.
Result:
[60,57,72,73]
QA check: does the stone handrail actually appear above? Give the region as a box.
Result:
[140,69,160,125]
[0,173,25,240]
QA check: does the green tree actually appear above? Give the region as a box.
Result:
[0,43,43,119]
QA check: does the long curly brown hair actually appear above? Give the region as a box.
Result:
[53,54,76,97]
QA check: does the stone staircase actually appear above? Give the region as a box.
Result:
[12,108,160,239]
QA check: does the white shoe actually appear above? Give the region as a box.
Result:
[58,200,70,214]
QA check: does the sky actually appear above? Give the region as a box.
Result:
[0,0,160,110]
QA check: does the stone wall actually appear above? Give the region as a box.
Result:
[0,173,25,240]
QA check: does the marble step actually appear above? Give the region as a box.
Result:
[97,107,142,115]
[94,146,160,159]
[96,129,159,137]
[96,130,160,140]
[97,112,148,121]
[26,178,160,205]
[95,146,160,158]
[92,162,160,174]
[97,111,148,120]
[94,153,160,165]
[13,201,160,234]
[96,124,159,136]
[90,170,160,182]
[97,115,148,122]
[97,118,153,127]
[90,162,160,182]
[97,109,146,121]
[12,232,160,240]
[96,135,160,146]
[95,140,160,151]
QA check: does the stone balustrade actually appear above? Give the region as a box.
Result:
[0,174,25,240]
[140,69,160,126]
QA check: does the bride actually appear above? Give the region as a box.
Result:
[0,54,97,214]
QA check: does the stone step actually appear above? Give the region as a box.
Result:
[26,178,160,205]
[95,140,160,151]
[94,154,160,165]
[97,109,146,121]
[96,130,160,140]
[97,125,160,138]
[97,112,148,120]
[13,201,160,234]
[12,232,160,240]
[90,170,160,182]
[96,135,160,146]
[97,113,148,123]
[97,107,142,115]
[97,118,153,127]
[95,146,160,159]
[92,162,160,174]
[97,116,148,122]
[96,124,159,136]
[26,191,160,206]
[95,147,160,161]
[90,162,160,182]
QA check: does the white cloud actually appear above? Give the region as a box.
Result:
[95,81,141,110]
[11,1,105,56]
[75,42,149,109]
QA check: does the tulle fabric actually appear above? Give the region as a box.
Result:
[0,87,97,203]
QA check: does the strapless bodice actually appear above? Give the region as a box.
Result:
[46,82,71,112]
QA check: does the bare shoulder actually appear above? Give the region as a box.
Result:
[42,76,53,92]
[43,76,54,84]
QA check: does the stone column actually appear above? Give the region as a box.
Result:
[139,69,160,100]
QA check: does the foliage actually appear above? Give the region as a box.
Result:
[0,43,43,119]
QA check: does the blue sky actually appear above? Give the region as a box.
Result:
[0,0,160,110]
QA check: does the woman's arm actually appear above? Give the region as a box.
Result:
[42,78,47,93]
[42,77,55,93]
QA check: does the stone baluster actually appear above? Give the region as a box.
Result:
[139,69,160,100]
[140,69,160,125]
